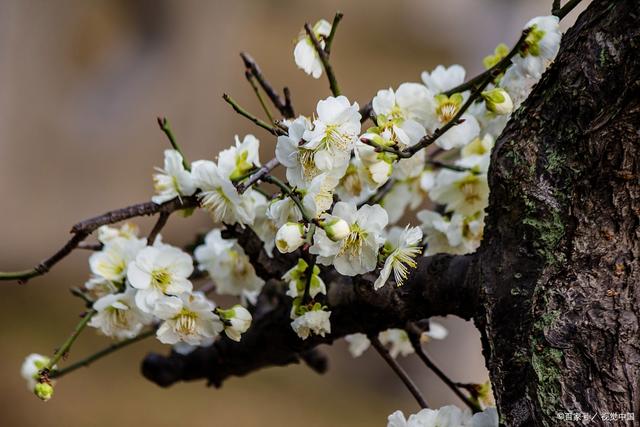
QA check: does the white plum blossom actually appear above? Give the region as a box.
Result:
[275,222,307,254]
[481,88,513,115]
[302,96,361,176]
[250,192,277,257]
[84,276,119,300]
[387,405,498,427]
[300,173,340,218]
[283,258,326,299]
[354,142,393,189]
[429,169,490,216]
[434,112,480,150]
[89,236,146,283]
[374,226,423,289]
[370,84,430,146]
[152,149,196,204]
[345,333,371,358]
[421,64,466,94]
[217,305,252,342]
[291,304,331,340]
[418,210,484,256]
[97,223,140,244]
[293,19,332,78]
[21,354,52,391]
[500,64,539,109]
[321,216,351,242]
[423,321,449,342]
[191,160,255,226]
[514,15,561,79]
[310,202,388,276]
[194,229,265,296]
[276,115,317,186]
[127,245,194,314]
[89,288,152,340]
[217,134,261,181]
[379,329,414,358]
[155,292,223,346]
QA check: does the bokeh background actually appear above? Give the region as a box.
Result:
[0,1,585,426]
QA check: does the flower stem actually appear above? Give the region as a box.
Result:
[222,94,284,136]
[50,328,156,379]
[157,117,190,170]
[44,309,97,375]
[244,70,275,124]
[407,328,481,413]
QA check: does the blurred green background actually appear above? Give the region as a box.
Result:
[0,0,583,426]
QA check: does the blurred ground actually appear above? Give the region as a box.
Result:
[0,0,584,426]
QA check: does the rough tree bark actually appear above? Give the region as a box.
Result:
[143,1,640,425]
[475,0,640,424]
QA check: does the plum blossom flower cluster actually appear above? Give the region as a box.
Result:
[20,11,562,420]
[85,222,253,348]
[388,405,499,427]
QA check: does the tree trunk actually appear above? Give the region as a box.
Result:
[475,0,640,424]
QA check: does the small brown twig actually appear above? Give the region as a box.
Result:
[370,334,429,409]
[304,22,341,96]
[147,211,171,245]
[240,52,295,118]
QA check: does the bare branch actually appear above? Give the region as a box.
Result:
[370,334,428,409]
[0,196,198,283]
[147,211,171,245]
[407,324,481,413]
[222,94,285,136]
[240,52,295,118]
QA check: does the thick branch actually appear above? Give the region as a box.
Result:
[142,253,478,387]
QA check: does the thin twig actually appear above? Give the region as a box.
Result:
[555,0,583,19]
[236,157,280,194]
[0,196,198,283]
[240,52,294,118]
[244,70,275,124]
[359,101,374,124]
[407,327,481,413]
[222,94,285,136]
[263,175,313,222]
[324,12,344,56]
[77,242,103,251]
[50,328,156,379]
[283,87,295,117]
[147,211,170,245]
[426,160,474,173]
[370,335,428,409]
[361,178,395,207]
[43,309,97,375]
[0,232,89,283]
[552,0,561,15]
[304,23,341,96]
[157,117,190,170]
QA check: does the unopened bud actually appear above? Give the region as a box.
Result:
[34,382,54,402]
[322,218,350,242]
[482,88,513,115]
[275,223,306,253]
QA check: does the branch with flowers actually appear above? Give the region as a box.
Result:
[8,1,587,425]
